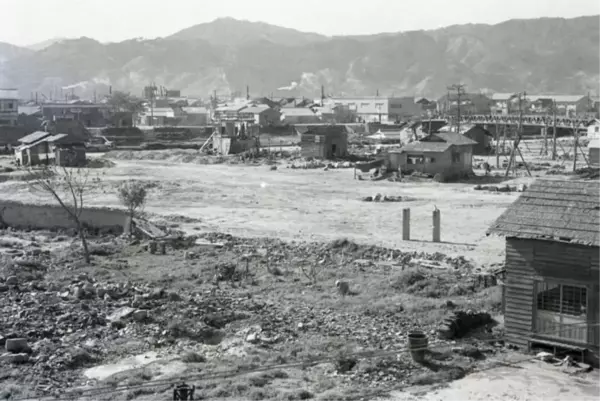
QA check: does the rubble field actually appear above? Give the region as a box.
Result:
[0,156,595,400]
[0,228,510,401]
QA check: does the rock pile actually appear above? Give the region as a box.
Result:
[437,310,494,340]
[473,184,527,192]
[361,194,404,202]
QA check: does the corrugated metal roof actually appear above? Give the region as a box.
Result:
[18,131,51,144]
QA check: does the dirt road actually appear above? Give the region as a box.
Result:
[379,360,600,401]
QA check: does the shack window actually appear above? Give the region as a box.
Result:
[537,283,587,316]
[426,157,436,163]
[7,102,13,109]
[452,152,461,163]
[407,155,424,165]
[535,282,588,343]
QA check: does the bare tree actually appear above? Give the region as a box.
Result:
[117,180,148,234]
[26,166,101,263]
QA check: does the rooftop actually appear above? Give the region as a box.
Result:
[282,108,317,117]
[399,141,452,153]
[487,179,600,246]
[241,105,271,114]
[181,107,208,114]
[18,131,52,145]
[422,132,478,146]
[0,89,19,99]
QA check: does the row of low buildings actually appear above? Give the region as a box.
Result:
[439,93,599,117]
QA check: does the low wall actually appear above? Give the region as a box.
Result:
[0,201,127,234]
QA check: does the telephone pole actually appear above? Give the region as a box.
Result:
[447,84,466,133]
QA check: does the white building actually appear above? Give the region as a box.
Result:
[0,88,19,126]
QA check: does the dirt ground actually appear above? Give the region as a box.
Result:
[0,155,534,266]
[381,359,600,401]
[0,151,596,401]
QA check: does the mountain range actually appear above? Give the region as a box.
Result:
[0,16,598,99]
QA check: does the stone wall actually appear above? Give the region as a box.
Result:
[0,201,127,233]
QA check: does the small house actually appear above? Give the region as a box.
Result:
[588,139,599,166]
[50,134,87,166]
[239,106,282,126]
[439,124,493,155]
[299,125,348,159]
[282,108,320,125]
[487,179,599,360]
[15,131,52,166]
[385,132,476,179]
[180,107,209,126]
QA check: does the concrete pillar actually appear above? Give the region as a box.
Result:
[402,208,410,241]
[432,210,441,243]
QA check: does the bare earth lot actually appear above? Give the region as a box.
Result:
[0,156,524,265]
[0,153,597,401]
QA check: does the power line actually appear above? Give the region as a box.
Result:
[13,321,598,401]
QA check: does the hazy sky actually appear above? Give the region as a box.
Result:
[2,0,599,46]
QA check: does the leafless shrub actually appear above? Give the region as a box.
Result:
[117,180,148,233]
[298,262,322,285]
[26,166,101,263]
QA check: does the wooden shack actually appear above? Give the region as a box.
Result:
[487,179,600,360]
[385,132,476,179]
[211,122,259,155]
[299,125,348,159]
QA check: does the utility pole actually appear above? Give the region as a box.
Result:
[504,91,526,177]
[150,82,155,127]
[447,84,466,133]
[246,85,250,100]
[552,99,557,160]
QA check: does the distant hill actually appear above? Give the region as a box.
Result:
[25,37,70,51]
[1,16,598,99]
[0,42,32,63]
[167,17,329,47]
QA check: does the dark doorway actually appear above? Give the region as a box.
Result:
[331,144,337,157]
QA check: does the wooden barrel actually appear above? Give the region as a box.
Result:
[407,331,428,363]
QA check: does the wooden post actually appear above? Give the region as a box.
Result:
[402,208,410,241]
[573,123,579,172]
[432,209,441,243]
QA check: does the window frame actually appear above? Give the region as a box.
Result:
[534,280,589,344]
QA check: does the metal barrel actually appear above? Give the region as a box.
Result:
[407,331,428,363]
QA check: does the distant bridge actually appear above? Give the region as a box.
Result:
[449,114,595,129]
